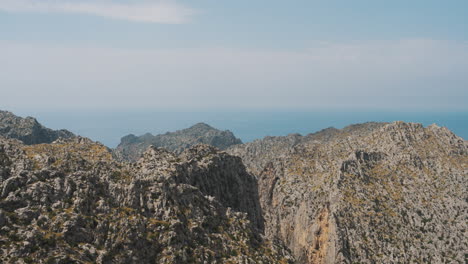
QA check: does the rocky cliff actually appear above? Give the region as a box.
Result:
[231,122,467,263]
[115,123,242,162]
[0,111,75,145]
[0,137,293,263]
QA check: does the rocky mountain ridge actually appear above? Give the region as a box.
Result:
[0,136,293,263]
[0,110,466,264]
[227,122,387,175]
[237,121,467,263]
[115,123,242,162]
[0,110,75,145]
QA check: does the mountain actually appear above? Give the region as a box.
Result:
[114,123,242,162]
[227,122,386,175]
[1,112,466,264]
[0,136,293,263]
[0,110,75,145]
[229,121,467,263]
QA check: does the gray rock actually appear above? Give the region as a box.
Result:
[0,210,6,227]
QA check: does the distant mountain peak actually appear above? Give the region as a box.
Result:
[0,110,75,145]
[114,122,242,161]
[189,122,214,130]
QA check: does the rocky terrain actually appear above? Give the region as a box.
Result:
[231,122,467,263]
[0,136,293,263]
[115,123,242,162]
[0,110,466,264]
[227,122,386,175]
[0,111,75,145]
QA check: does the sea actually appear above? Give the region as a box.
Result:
[15,110,468,148]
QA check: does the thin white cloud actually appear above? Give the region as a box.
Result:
[0,0,195,23]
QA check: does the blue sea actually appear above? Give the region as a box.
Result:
[15,110,468,148]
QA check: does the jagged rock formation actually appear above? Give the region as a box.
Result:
[0,137,293,263]
[227,122,386,175]
[0,110,75,145]
[115,123,242,162]
[231,122,467,263]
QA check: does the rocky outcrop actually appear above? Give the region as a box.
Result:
[0,137,293,263]
[115,123,242,162]
[0,110,75,145]
[243,122,467,263]
[227,122,386,175]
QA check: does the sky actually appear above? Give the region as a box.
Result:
[1,0,467,111]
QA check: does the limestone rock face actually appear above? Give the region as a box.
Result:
[115,123,242,162]
[231,122,467,263]
[0,110,75,145]
[0,137,293,263]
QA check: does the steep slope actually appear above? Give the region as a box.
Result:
[255,122,467,263]
[115,123,242,162]
[0,110,75,145]
[0,137,293,263]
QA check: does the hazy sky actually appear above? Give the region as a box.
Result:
[1,0,467,111]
